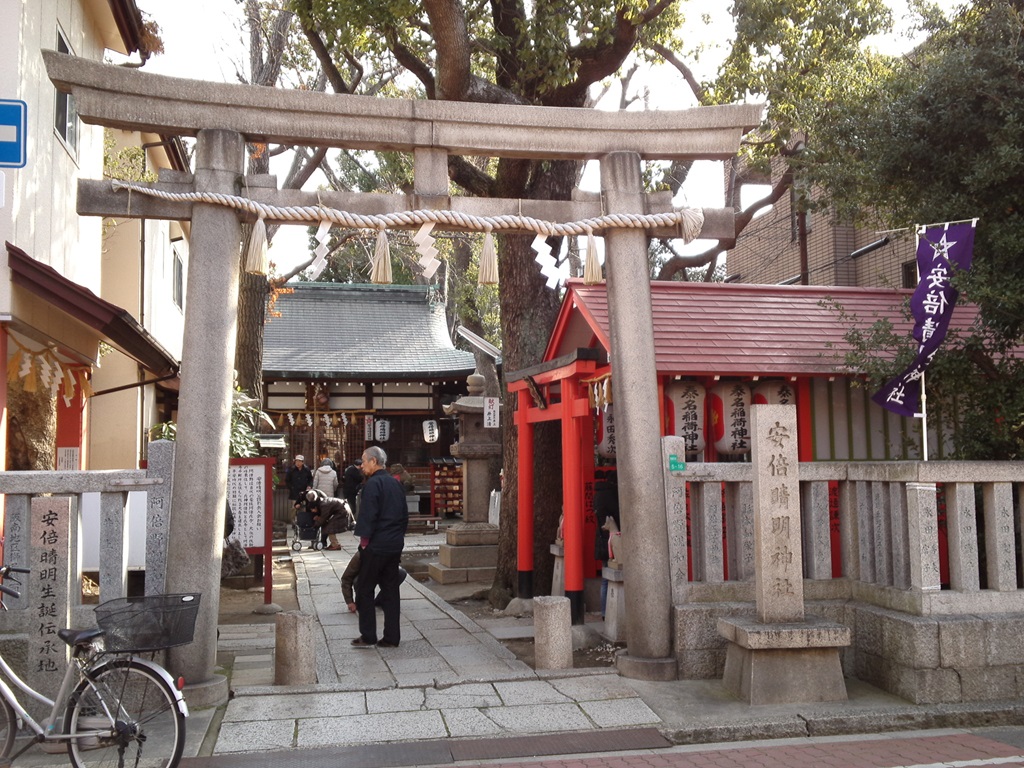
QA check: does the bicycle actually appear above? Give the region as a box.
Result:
[0,564,198,768]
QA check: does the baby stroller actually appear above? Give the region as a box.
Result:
[291,497,324,551]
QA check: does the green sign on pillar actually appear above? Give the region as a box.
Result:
[668,454,686,473]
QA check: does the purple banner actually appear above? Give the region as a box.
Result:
[873,221,976,417]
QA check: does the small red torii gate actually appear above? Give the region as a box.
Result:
[507,349,606,621]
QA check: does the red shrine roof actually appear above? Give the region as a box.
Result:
[545,279,980,378]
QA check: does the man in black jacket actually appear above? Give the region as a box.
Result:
[351,446,408,647]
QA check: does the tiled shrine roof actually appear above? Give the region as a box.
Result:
[263,283,476,380]
[547,279,982,378]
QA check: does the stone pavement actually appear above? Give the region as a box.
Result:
[191,533,1024,766]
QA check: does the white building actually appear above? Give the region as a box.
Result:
[0,0,186,474]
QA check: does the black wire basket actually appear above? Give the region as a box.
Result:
[94,593,201,653]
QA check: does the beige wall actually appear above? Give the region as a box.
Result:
[4,0,106,300]
[88,130,188,469]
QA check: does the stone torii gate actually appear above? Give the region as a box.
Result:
[44,50,762,701]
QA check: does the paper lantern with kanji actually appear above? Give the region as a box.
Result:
[753,380,796,406]
[596,405,616,458]
[423,420,439,443]
[709,382,752,455]
[665,381,706,454]
[375,418,390,442]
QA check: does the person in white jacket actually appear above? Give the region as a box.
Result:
[311,458,339,497]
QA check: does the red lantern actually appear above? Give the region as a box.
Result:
[665,381,706,454]
[753,380,796,406]
[709,382,751,455]
[596,405,616,458]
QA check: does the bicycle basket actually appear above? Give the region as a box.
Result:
[94,593,201,653]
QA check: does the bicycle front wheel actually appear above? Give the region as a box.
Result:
[0,697,15,760]
[65,659,185,768]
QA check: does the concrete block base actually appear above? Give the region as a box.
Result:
[719,615,850,705]
[603,568,627,643]
[446,523,500,546]
[616,650,678,681]
[722,643,848,705]
[181,673,229,708]
[427,562,496,584]
[275,611,316,686]
[439,543,498,568]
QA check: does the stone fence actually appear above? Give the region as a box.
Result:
[670,460,1024,704]
[0,442,174,700]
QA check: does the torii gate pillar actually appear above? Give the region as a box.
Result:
[601,152,677,681]
[165,129,244,706]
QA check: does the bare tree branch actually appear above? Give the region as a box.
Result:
[386,28,437,98]
[449,155,497,197]
[655,167,795,280]
[298,14,351,93]
[651,41,706,103]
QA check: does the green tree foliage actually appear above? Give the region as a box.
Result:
[805,1,1024,458]
[150,389,275,459]
[278,0,903,600]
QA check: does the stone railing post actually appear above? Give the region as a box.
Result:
[983,482,1016,591]
[144,440,175,596]
[945,482,979,592]
[905,482,940,592]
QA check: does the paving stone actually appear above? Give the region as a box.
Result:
[223,691,366,722]
[366,687,425,713]
[424,682,502,709]
[549,674,641,701]
[385,656,454,674]
[436,644,509,666]
[579,697,662,727]
[296,710,448,747]
[494,680,572,705]
[441,707,507,738]
[420,627,479,646]
[215,718,295,752]
[483,702,593,733]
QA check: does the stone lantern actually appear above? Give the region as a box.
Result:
[427,371,501,584]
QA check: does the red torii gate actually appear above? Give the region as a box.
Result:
[507,349,607,621]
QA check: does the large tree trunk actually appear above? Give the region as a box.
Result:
[491,234,563,605]
[7,386,56,470]
[490,159,578,606]
[235,268,268,401]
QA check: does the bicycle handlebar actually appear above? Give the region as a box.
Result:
[2,566,30,575]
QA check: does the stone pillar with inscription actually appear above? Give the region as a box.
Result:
[28,497,72,705]
[718,404,850,704]
[144,440,174,596]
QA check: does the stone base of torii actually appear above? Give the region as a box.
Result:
[44,49,762,699]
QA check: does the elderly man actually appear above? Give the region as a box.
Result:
[284,455,313,502]
[351,446,408,647]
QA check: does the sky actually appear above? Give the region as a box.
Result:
[130,0,962,274]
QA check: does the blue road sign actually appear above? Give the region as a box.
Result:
[0,100,27,168]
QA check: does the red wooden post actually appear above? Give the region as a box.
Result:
[561,380,585,623]
[516,388,535,598]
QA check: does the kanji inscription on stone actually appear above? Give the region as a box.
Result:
[751,404,803,623]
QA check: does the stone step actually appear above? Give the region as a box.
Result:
[427,562,497,584]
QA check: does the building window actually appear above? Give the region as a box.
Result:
[54,30,78,153]
[901,260,918,289]
[172,246,184,310]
